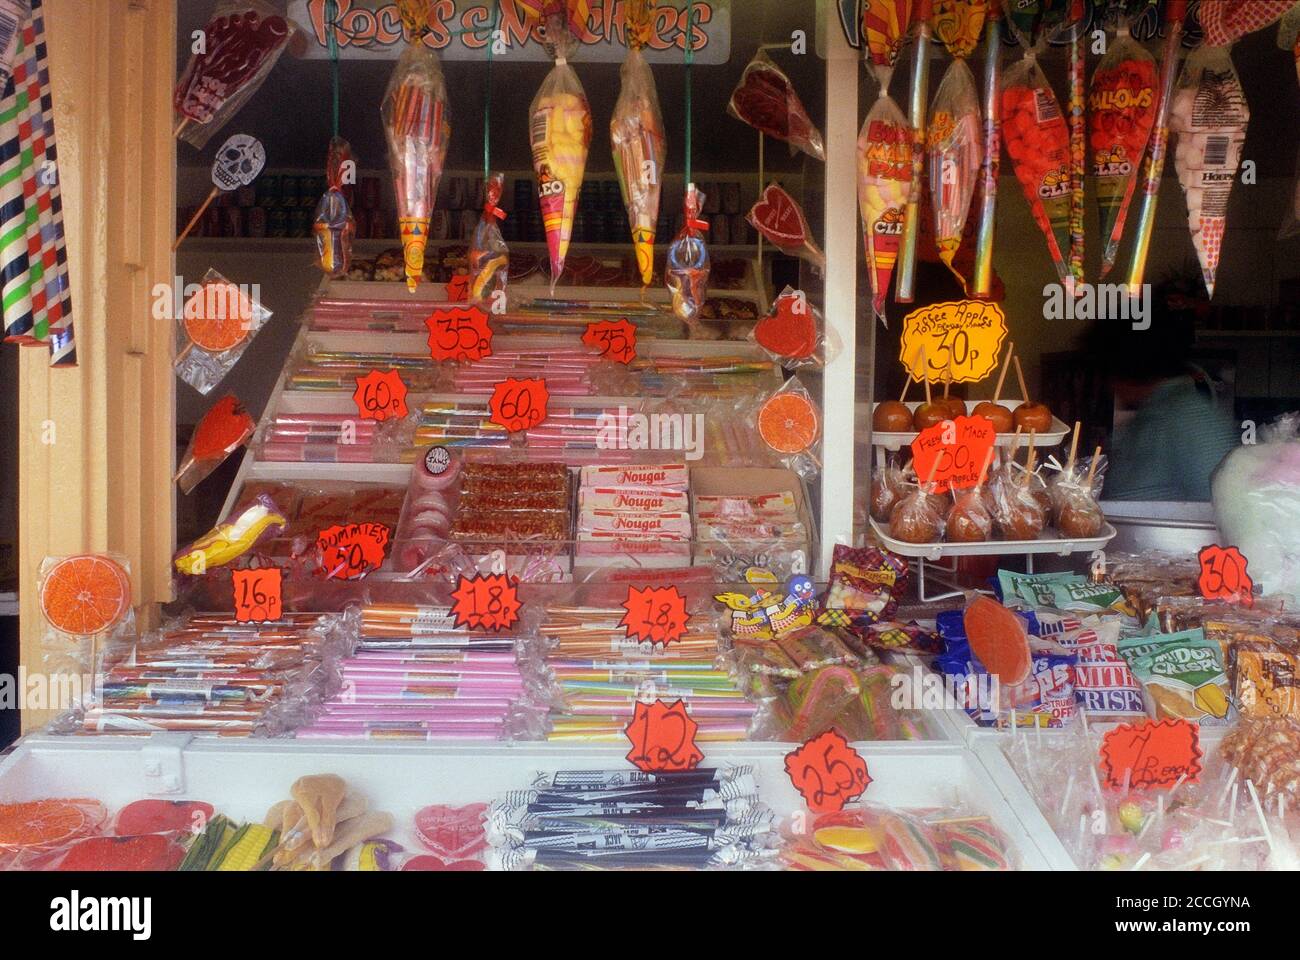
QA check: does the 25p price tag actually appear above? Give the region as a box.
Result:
[1099,718,1203,790]
[232,568,282,623]
[1198,544,1254,606]
[316,522,391,581]
[582,318,637,364]
[784,729,871,813]
[489,377,548,433]
[910,414,997,494]
[426,304,493,363]
[352,369,408,422]
[620,585,690,647]
[625,699,703,772]
[450,573,522,631]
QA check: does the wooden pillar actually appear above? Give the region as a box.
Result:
[18,0,176,731]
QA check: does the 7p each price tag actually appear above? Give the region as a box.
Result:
[784,729,871,813]
[910,414,997,495]
[450,572,522,631]
[232,568,282,623]
[624,699,703,772]
[1099,718,1203,790]
[426,304,493,363]
[620,584,690,647]
[316,522,391,581]
[352,369,409,422]
[582,318,637,364]
[1197,544,1254,607]
[489,377,548,433]
[444,274,471,303]
[900,299,1007,384]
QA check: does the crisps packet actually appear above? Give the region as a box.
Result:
[1055,616,1147,721]
[1118,628,1234,725]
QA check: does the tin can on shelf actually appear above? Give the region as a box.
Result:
[247,206,268,238]
[288,207,310,238]
[280,174,300,208]
[256,173,279,208]
[222,205,245,238]
[268,207,288,238]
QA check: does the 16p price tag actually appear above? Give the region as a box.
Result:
[784,729,871,813]
[352,369,409,422]
[232,568,282,623]
[450,573,522,631]
[624,699,703,772]
[489,377,548,433]
[426,304,493,363]
[1198,544,1254,606]
[1100,718,1203,790]
[582,318,637,364]
[620,585,690,647]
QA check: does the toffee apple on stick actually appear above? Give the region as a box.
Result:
[873,371,915,432]
[945,444,997,543]
[970,340,1014,431]
[1011,354,1053,432]
[912,344,948,430]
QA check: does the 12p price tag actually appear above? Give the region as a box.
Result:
[426,304,493,363]
[910,414,997,494]
[582,318,637,364]
[489,377,548,433]
[620,585,690,647]
[1198,544,1254,606]
[232,568,282,623]
[1099,718,1203,790]
[352,369,409,422]
[450,573,522,631]
[316,522,391,581]
[784,729,871,813]
[624,699,703,772]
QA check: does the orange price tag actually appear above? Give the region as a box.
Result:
[450,573,522,631]
[426,305,493,363]
[624,699,704,772]
[910,414,997,495]
[620,585,690,647]
[899,299,1007,384]
[784,729,871,813]
[352,369,409,422]
[582,318,637,364]
[1099,718,1203,790]
[444,274,471,302]
[1197,545,1254,606]
[488,377,548,433]
[316,522,391,581]
[232,568,282,623]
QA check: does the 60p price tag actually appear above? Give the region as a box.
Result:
[489,377,548,433]
[352,369,409,422]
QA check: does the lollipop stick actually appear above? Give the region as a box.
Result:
[1022,440,1037,486]
[1008,425,1023,460]
[1067,422,1081,475]
[976,444,995,489]
[174,187,220,251]
[1085,445,1103,490]
[899,371,912,403]
[1013,354,1030,403]
[992,341,1014,402]
[944,359,953,399]
[920,345,932,405]
[924,452,941,490]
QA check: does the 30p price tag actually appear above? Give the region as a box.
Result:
[1197,545,1254,606]
[910,414,997,494]
[900,300,1007,384]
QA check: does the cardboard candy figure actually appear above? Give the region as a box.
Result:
[666,184,710,328]
[1088,22,1157,278]
[611,0,666,287]
[382,5,451,292]
[469,173,510,302]
[314,136,356,279]
[1169,45,1249,299]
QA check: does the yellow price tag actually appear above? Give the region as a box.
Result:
[899,300,1008,384]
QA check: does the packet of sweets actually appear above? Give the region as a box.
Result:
[1118,628,1233,725]
[175,394,255,494]
[1056,617,1147,722]
[468,173,509,303]
[927,58,982,289]
[666,185,710,328]
[857,91,912,324]
[727,50,826,161]
[314,136,356,279]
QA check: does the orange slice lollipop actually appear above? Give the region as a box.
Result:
[0,799,106,851]
[758,392,820,454]
[183,281,254,354]
[963,595,1032,686]
[38,554,131,636]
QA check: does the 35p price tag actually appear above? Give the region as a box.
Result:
[489,377,548,433]
[1099,718,1203,790]
[910,414,997,494]
[426,304,493,363]
[620,585,690,647]
[232,568,282,623]
[450,573,522,631]
[1197,544,1254,606]
[582,318,637,364]
[316,522,391,581]
[784,729,871,813]
[352,369,409,422]
[624,699,703,772]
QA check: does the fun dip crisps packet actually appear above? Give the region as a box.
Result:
[997,570,1127,615]
[1118,628,1233,725]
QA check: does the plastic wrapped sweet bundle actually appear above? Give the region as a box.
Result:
[611,47,666,287]
[727,51,826,161]
[314,136,356,279]
[666,185,711,326]
[530,66,593,289]
[857,94,912,319]
[1169,46,1249,299]
[469,173,510,302]
[928,59,982,286]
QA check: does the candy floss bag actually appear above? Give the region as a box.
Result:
[1211,412,1300,599]
[927,57,981,290]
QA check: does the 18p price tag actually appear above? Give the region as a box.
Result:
[450,573,522,631]
[620,585,690,647]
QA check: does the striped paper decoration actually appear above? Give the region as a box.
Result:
[0,0,73,366]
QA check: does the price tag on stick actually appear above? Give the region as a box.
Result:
[1099,718,1203,790]
[582,318,637,364]
[316,522,391,581]
[1197,545,1254,606]
[784,730,871,813]
[489,377,548,433]
[450,573,522,631]
[620,585,690,647]
[232,568,282,623]
[900,300,1007,383]
[910,414,997,495]
[426,305,493,363]
[624,699,703,772]
[352,369,408,422]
